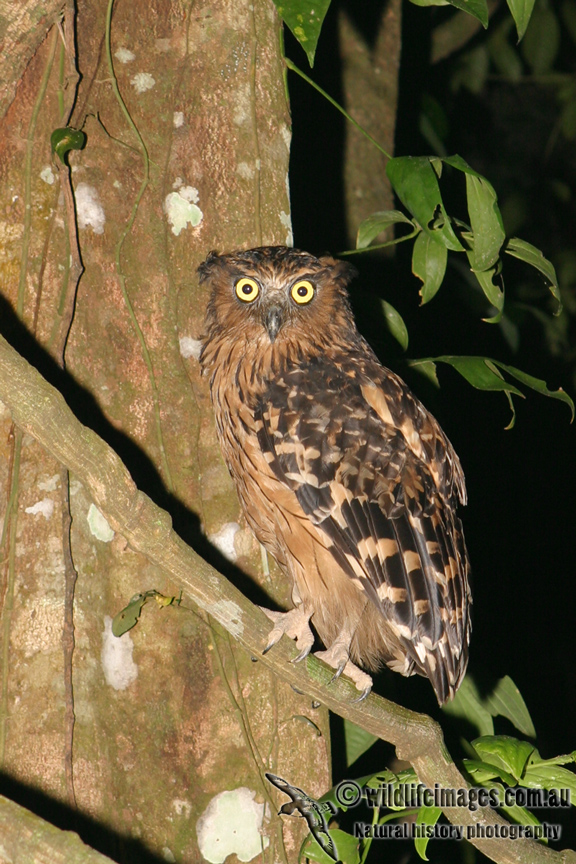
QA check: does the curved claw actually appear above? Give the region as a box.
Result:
[262,638,278,656]
[260,605,315,659]
[329,660,347,684]
[292,642,313,664]
[351,684,372,703]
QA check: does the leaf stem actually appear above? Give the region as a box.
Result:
[284,58,391,160]
[339,228,421,256]
[105,0,174,492]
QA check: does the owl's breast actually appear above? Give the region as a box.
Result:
[203,339,291,556]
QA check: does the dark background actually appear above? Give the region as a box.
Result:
[287,0,576,858]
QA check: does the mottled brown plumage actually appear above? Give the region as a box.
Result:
[199,246,471,703]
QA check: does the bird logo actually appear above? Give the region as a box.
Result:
[266,772,339,861]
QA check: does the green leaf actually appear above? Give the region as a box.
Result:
[380,300,409,351]
[488,20,524,79]
[414,807,442,861]
[443,675,536,739]
[472,736,535,782]
[506,0,537,39]
[273,0,332,67]
[504,237,562,315]
[442,676,495,737]
[492,360,575,420]
[412,231,448,303]
[343,719,379,767]
[415,355,574,426]
[386,156,464,251]
[356,210,414,249]
[522,764,576,799]
[112,593,147,636]
[300,827,359,864]
[453,45,490,94]
[50,127,86,164]
[462,243,504,322]
[528,749,576,767]
[463,759,517,786]
[521,5,560,72]
[500,803,544,832]
[427,356,524,396]
[489,782,545,830]
[409,0,488,27]
[484,675,536,738]
[112,589,181,637]
[408,359,440,387]
[465,173,505,270]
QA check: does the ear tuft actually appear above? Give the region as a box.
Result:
[197,250,221,282]
[318,256,358,286]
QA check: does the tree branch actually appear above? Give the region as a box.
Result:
[0,794,116,863]
[0,331,574,864]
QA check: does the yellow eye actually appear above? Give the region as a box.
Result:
[291,280,315,305]
[235,277,260,303]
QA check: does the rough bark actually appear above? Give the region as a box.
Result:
[0,1,329,862]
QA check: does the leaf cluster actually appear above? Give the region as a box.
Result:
[299,677,575,864]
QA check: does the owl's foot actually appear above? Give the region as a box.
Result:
[315,642,373,701]
[260,605,315,662]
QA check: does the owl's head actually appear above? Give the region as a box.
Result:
[199,246,358,345]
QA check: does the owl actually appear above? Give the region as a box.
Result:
[199,246,471,704]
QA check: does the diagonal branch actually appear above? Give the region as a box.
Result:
[0,330,574,864]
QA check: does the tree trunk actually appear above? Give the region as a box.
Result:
[0,1,330,861]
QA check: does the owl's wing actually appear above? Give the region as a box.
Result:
[255,358,471,703]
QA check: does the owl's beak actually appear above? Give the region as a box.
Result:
[263,305,284,342]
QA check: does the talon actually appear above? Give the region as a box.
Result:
[262,640,276,656]
[351,684,372,703]
[259,605,315,659]
[315,641,373,698]
[292,642,313,663]
[329,660,347,683]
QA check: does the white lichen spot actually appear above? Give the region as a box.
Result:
[69,478,83,497]
[161,849,176,864]
[115,47,135,63]
[164,186,203,236]
[40,166,55,185]
[206,600,244,639]
[181,186,199,203]
[101,616,138,690]
[280,210,293,247]
[87,503,115,542]
[196,788,269,864]
[38,474,59,492]
[25,498,54,520]
[280,123,291,151]
[209,522,240,563]
[173,111,185,128]
[131,72,156,94]
[75,183,106,234]
[113,179,122,189]
[179,336,203,360]
[236,162,255,180]
[172,799,193,818]
[233,85,251,127]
